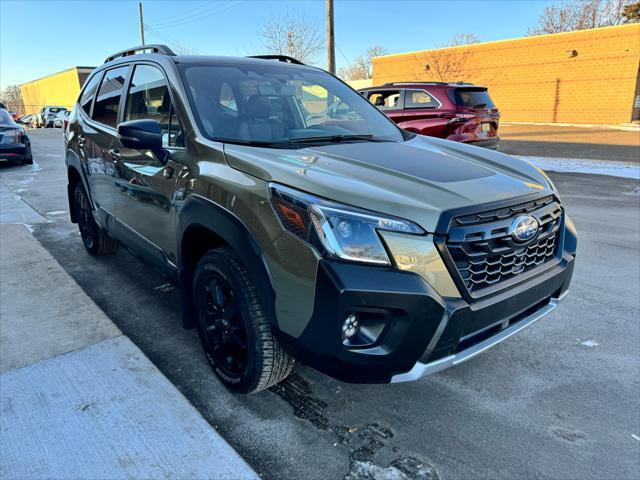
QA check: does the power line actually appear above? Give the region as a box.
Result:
[143,24,208,55]
[147,1,217,27]
[147,0,239,29]
[336,44,351,66]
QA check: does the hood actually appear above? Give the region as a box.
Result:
[222,135,552,232]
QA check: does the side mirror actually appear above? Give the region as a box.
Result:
[117,119,168,163]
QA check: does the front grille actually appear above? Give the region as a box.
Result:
[445,196,563,295]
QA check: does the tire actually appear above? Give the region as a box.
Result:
[74,183,118,256]
[22,156,33,165]
[193,247,294,393]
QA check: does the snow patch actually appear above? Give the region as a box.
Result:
[515,156,640,180]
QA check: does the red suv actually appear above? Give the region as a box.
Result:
[359,82,500,149]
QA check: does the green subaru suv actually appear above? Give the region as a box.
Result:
[65,45,576,393]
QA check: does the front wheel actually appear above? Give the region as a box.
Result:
[193,247,294,393]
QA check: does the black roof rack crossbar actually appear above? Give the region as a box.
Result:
[105,44,176,64]
[247,55,304,65]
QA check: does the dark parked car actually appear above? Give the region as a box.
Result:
[359,82,500,149]
[0,109,33,164]
[66,45,575,393]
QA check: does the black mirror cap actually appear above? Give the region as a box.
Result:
[117,119,162,150]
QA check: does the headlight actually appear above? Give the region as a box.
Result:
[269,184,424,265]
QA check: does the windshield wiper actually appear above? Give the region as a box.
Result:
[287,134,388,144]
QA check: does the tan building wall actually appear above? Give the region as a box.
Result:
[346,78,373,90]
[20,67,94,115]
[372,24,640,125]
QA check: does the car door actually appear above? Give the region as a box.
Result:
[109,63,187,269]
[366,89,405,124]
[79,66,130,217]
[398,88,449,138]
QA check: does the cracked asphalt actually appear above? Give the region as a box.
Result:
[2,128,638,480]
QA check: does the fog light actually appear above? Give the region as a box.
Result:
[342,314,360,340]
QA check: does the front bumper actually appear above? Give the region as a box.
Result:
[392,289,568,382]
[281,228,575,384]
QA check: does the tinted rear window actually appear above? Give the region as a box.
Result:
[79,73,102,115]
[453,89,495,108]
[49,108,63,113]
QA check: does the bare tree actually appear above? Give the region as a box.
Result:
[528,0,637,35]
[0,85,25,115]
[446,33,481,46]
[623,1,640,20]
[259,12,324,65]
[418,34,481,82]
[338,45,388,80]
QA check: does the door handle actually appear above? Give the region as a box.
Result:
[77,134,86,147]
[109,149,121,161]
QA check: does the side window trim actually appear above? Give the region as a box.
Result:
[117,65,135,128]
[404,89,442,109]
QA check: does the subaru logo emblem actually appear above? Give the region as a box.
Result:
[510,215,539,242]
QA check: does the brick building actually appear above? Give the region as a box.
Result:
[372,24,640,125]
[20,67,95,115]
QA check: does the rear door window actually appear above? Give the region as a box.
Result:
[405,89,440,109]
[453,88,495,108]
[124,64,184,147]
[92,66,129,128]
[79,74,102,115]
[367,90,402,110]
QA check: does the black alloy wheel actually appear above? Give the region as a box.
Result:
[200,273,248,380]
[75,184,96,251]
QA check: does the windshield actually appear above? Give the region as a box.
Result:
[180,63,404,146]
[0,109,17,127]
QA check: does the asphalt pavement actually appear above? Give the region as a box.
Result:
[499,123,640,162]
[1,128,638,480]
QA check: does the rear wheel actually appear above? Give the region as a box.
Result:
[193,247,294,393]
[74,183,118,256]
[21,155,33,165]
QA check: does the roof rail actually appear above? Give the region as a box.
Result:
[104,44,176,64]
[247,55,304,65]
[383,81,449,86]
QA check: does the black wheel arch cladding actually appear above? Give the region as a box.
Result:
[177,194,277,330]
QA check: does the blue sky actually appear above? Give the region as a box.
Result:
[0,0,553,89]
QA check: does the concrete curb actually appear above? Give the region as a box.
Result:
[0,224,259,479]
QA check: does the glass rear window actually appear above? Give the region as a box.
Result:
[453,88,495,108]
[0,109,16,127]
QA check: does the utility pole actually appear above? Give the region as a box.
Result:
[139,1,145,46]
[326,0,335,74]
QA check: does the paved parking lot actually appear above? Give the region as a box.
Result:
[1,128,639,480]
[499,123,640,162]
